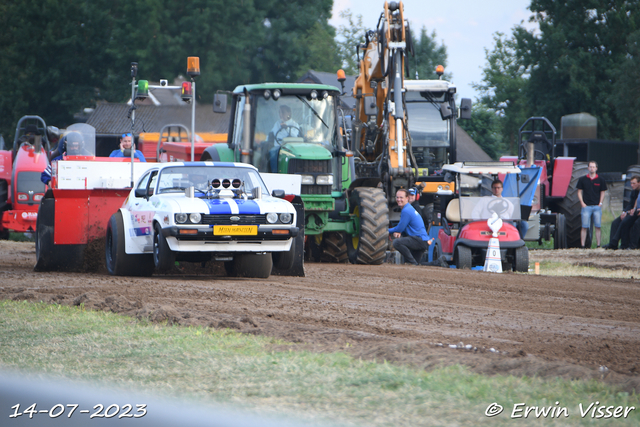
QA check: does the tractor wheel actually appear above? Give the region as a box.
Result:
[513,246,529,272]
[558,162,589,248]
[106,211,154,276]
[422,203,434,231]
[553,213,567,249]
[321,231,348,263]
[234,253,272,278]
[153,223,175,272]
[454,245,472,270]
[346,187,389,264]
[272,232,305,276]
[34,197,83,271]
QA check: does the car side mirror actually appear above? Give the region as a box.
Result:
[213,94,227,113]
[271,189,285,198]
[134,188,148,198]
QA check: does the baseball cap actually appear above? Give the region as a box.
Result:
[408,188,417,195]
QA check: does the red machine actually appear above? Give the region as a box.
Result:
[500,117,583,248]
[0,116,55,239]
[35,123,153,271]
[432,162,529,272]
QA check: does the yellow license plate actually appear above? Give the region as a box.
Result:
[213,225,257,236]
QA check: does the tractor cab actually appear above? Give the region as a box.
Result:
[428,161,529,272]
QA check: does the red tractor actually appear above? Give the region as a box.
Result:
[501,117,586,248]
[0,116,56,239]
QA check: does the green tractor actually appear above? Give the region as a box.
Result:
[203,83,388,266]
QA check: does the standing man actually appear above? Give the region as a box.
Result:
[389,189,434,265]
[577,161,607,248]
[603,175,639,249]
[110,133,146,161]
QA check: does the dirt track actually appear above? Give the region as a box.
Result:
[1,241,639,392]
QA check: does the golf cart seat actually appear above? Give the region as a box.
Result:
[444,198,461,237]
[446,198,460,223]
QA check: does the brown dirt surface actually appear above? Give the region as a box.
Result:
[1,241,639,393]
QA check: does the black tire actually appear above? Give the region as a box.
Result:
[153,223,175,272]
[106,211,154,276]
[234,253,272,278]
[558,162,588,248]
[513,246,529,272]
[0,180,9,239]
[422,203,434,231]
[321,231,348,263]
[272,232,305,276]
[454,245,472,270]
[34,197,83,271]
[431,241,442,261]
[346,187,389,264]
[553,213,567,249]
[35,197,58,271]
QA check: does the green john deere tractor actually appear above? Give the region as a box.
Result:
[203,83,388,266]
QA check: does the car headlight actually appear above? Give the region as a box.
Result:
[175,213,188,223]
[266,212,278,224]
[300,175,314,185]
[316,174,333,185]
[189,213,202,223]
[279,213,292,224]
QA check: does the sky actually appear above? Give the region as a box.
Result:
[330,0,536,101]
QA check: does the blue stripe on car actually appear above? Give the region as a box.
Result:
[235,199,261,214]
[203,199,233,214]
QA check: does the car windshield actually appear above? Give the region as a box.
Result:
[456,172,521,221]
[156,166,268,196]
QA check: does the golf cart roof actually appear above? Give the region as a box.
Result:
[442,161,521,175]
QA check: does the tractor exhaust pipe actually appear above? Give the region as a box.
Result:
[526,142,534,168]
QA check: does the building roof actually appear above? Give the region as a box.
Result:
[298,70,356,110]
[456,125,492,162]
[86,103,230,136]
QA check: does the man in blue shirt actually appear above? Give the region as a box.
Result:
[389,189,434,265]
[110,133,146,161]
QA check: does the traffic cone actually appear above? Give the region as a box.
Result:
[484,213,503,273]
[483,237,502,273]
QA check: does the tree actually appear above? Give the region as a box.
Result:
[406,26,448,81]
[0,0,340,142]
[335,10,366,76]
[473,32,531,153]
[459,103,505,160]
[515,0,640,140]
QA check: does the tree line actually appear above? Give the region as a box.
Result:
[2,1,639,160]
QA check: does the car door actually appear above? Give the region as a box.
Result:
[125,169,158,253]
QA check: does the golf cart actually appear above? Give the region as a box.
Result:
[427,162,530,272]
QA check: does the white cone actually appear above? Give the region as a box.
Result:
[483,237,502,273]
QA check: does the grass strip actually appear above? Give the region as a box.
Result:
[1,300,638,426]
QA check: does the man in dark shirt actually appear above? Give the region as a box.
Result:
[603,175,639,249]
[576,161,608,248]
[389,189,434,265]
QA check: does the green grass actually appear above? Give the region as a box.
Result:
[1,300,638,426]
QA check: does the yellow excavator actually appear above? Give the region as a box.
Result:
[349,1,471,226]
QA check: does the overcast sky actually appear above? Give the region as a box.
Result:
[330,0,536,100]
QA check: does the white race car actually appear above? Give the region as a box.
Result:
[105,162,299,278]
